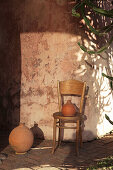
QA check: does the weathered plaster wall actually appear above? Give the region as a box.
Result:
[20,0,82,139]
[20,0,113,141]
[0,0,113,140]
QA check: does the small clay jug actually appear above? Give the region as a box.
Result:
[62,100,76,116]
[9,123,34,154]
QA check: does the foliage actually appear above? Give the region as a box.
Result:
[72,0,113,54]
[87,156,113,169]
[102,73,113,90]
[102,73,113,125]
[105,114,113,125]
[72,1,113,124]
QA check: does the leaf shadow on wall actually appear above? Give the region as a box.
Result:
[74,0,113,138]
[0,0,113,168]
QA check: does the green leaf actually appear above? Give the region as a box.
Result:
[110,81,113,90]
[72,2,83,18]
[86,0,113,18]
[98,23,113,34]
[78,42,87,52]
[102,73,113,81]
[105,114,110,121]
[109,36,113,44]
[87,51,96,54]
[93,7,113,18]
[78,42,106,54]
[72,0,113,54]
[72,10,80,18]
[78,35,113,54]
[96,46,108,54]
[81,4,101,36]
[102,73,113,90]
[105,114,113,125]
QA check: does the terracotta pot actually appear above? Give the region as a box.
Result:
[62,100,76,116]
[9,123,34,154]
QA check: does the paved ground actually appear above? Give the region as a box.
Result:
[0,131,113,170]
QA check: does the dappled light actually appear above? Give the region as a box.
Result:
[72,0,113,138]
[0,0,112,144]
[0,0,113,169]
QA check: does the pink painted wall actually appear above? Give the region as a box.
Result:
[20,0,87,140]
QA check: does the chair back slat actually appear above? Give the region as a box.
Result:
[58,79,86,113]
[60,79,84,95]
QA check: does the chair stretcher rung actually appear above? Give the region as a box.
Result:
[56,125,76,129]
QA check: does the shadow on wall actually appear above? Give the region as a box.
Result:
[30,122,45,147]
[0,1,112,167]
[0,130,9,152]
[0,1,21,131]
[0,0,84,132]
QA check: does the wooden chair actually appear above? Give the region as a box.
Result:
[52,79,86,155]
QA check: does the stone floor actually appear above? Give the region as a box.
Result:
[0,131,113,170]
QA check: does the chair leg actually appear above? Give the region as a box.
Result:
[76,120,80,155]
[58,119,62,146]
[52,118,57,154]
[79,124,82,148]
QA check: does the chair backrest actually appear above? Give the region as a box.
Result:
[57,79,86,113]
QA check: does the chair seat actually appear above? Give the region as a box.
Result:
[53,112,83,121]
